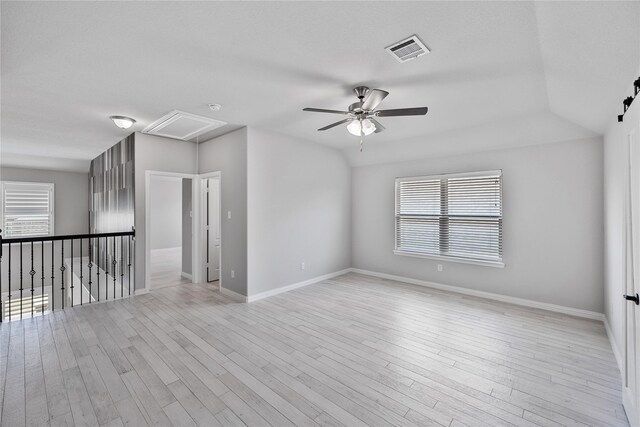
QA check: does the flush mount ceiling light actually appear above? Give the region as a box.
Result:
[208,103,222,112]
[109,116,136,129]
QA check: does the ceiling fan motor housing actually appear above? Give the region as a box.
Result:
[349,102,365,115]
[353,86,370,100]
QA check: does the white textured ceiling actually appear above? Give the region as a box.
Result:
[1,1,638,171]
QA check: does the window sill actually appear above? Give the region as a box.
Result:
[393,250,505,268]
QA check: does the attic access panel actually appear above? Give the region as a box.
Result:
[142,110,227,141]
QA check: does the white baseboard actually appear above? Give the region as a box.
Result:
[181,272,193,280]
[247,268,352,303]
[134,288,149,296]
[150,246,182,253]
[219,286,247,302]
[604,316,623,376]
[350,268,605,321]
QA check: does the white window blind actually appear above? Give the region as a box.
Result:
[1,182,54,238]
[395,170,503,265]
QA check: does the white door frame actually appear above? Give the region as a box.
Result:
[144,170,197,293]
[195,171,222,289]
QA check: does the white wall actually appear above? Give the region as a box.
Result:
[149,176,182,250]
[134,132,197,290]
[352,137,604,312]
[247,128,351,297]
[198,128,247,296]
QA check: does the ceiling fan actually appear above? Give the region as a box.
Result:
[303,86,428,150]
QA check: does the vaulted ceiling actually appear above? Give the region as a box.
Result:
[1,1,639,170]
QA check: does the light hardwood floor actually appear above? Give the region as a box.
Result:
[150,247,191,290]
[0,273,628,426]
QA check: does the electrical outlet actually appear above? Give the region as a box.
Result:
[231,270,235,279]
[301,262,305,270]
[437,264,443,272]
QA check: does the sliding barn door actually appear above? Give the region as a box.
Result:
[624,107,640,426]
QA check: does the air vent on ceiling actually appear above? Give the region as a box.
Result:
[385,35,430,63]
[142,110,226,141]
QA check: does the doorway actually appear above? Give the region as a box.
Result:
[202,175,221,284]
[147,174,194,290]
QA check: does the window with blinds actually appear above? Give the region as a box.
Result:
[395,170,503,265]
[1,182,55,238]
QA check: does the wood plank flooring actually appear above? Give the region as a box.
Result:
[150,248,191,290]
[0,272,628,426]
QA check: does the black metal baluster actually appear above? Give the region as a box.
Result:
[88,238,93,304]
[128,235,132,296]
[96,237,100,302]
[60,241,65,309]
[133,230,136,296]
[51,241,55,312]
[112,236,116,299]
[41,240,45,315]
[120,236,124,298]
[8,243,11,320]
[0,236,2,323]
[79,239,83,306]
[70,239,74,307]
[30,241,35,317]
[0,238,2,323]
[20,242,23,319]
[105,236,109,301]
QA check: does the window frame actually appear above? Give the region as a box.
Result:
[394,170,504,268]
[0,181,55,238]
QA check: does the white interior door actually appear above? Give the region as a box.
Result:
[624,117,640,426]
[206,178,221,282]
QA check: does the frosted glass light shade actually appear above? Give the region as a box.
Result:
[347,119,375,136]
[110,116,136,129]
[361,118,375,136]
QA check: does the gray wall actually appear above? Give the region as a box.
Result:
[89,134,135,287]
[1,166,89,235]
[182,178,192,275]
[89,134,135,234]
[352,137,604,312]
[134,132,197,290]
[149,176,182,250]
[198,128,247,296]
[0,167,89,292]
[247,128,351,296]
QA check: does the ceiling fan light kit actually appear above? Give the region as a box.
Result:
[347,118,375,137]
[303,86,428,151]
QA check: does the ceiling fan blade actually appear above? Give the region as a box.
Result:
[361,89,389,111]
[318,118,352,131]
[376,107,428,117]
[369,118,386,133]
[303,107,349,115]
